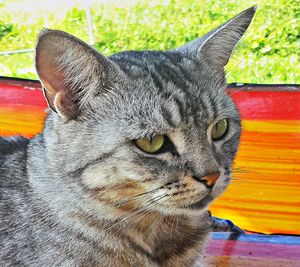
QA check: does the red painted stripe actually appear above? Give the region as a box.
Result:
[0,83,47,107]
[206,239,300,259]
[1,79,300,120]
[228,90,300,120]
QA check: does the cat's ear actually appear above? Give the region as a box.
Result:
[175,6,256,69]
[35,29,118,121]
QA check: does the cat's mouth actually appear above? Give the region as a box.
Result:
[163,181,217,211]
[166,189,215,212]
[157,175,219,212]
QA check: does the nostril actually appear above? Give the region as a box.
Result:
[193,171,220,188]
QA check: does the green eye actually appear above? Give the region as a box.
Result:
[135,135,165,153]
[211,119,228,141]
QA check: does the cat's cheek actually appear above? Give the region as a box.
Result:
[81,164,115,189]
[80,162,157,212]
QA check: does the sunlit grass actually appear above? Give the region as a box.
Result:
[0,0,299,83]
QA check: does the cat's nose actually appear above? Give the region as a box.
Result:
[194,171,220,187]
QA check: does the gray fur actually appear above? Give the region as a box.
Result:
[0,7,255,267]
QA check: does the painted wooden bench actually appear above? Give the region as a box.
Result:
[1,77,300,265]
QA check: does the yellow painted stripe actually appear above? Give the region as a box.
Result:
[242,120,300,133]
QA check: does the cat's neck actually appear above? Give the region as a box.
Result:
[126,210,210,247]
[121,211,210,265]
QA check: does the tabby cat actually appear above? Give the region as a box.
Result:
[0,7,255,267]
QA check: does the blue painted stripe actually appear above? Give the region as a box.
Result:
[211,232,300,245]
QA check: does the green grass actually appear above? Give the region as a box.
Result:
[0,0,299,83]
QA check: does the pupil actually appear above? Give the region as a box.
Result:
[216,123,220,133]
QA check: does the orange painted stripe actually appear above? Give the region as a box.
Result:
[0,105,46,137]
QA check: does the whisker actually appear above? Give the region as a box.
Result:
[225,14,296,96]
[99,180,187,235]
[169,206,178,235]
[103,194,168,233]
[114,197,169,236]
[226,177,240,181]
[109,180,182,208]
[110,187,162,207]
[231,166,270,178]
[226,28,277,85]
[144,213,165,238]
[144,196,171,238]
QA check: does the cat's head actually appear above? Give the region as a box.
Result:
[35,7,255,217]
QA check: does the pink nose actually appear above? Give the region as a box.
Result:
[200,172,220,187]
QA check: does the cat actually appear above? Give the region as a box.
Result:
[0,7,255,267]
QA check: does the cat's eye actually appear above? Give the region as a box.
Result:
[211,119,228,141]
[135,135,165,154]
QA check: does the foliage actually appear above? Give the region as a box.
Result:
[0,21,13,40]
[0,0,299,84]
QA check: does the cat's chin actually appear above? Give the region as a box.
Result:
[157,194,215,216]
[183,194,214,210]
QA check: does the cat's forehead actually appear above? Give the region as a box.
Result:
[92,51,238,140]
[109,50,235,123]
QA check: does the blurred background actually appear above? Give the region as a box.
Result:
[0,0,299,83]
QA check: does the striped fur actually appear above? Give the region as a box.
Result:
[0,7,255,267]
